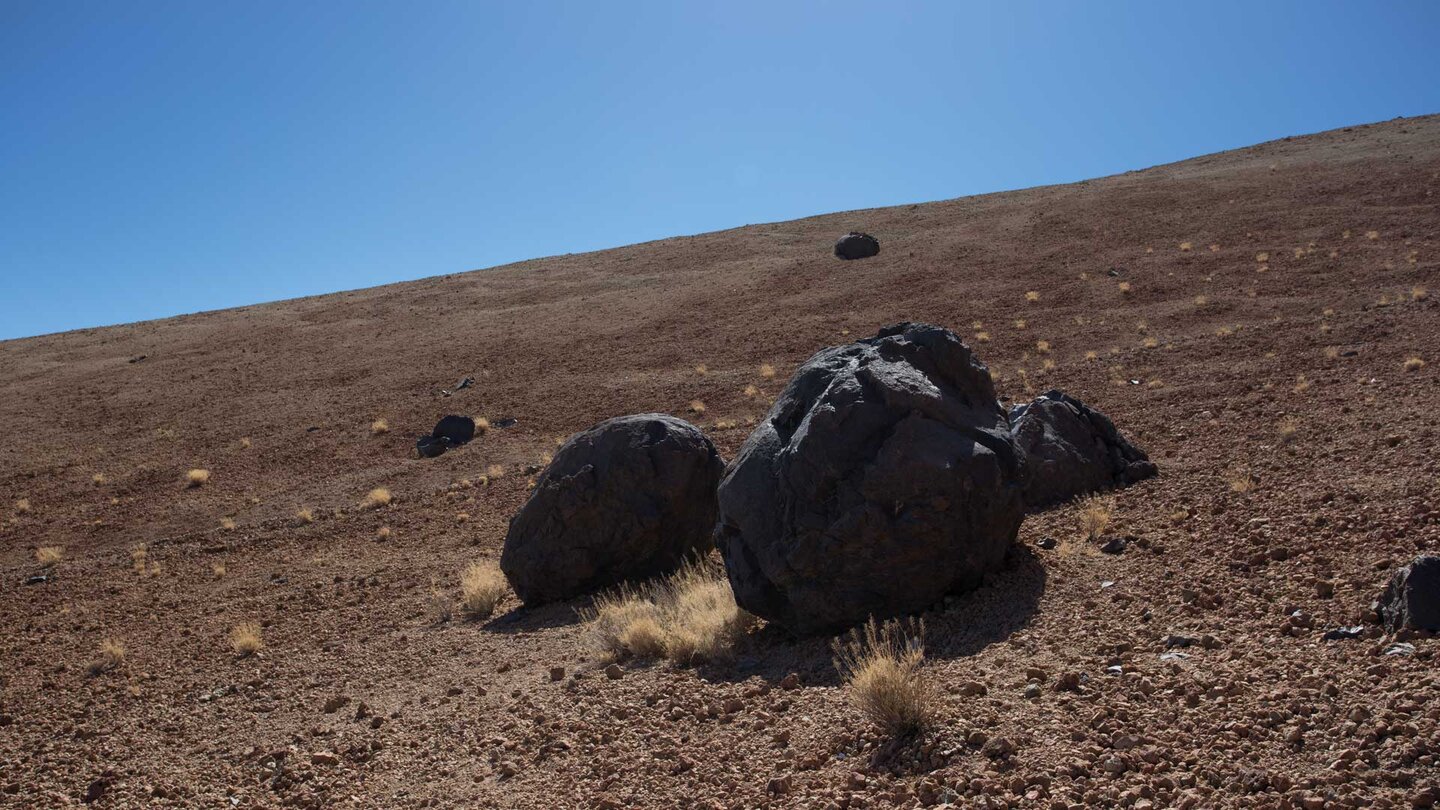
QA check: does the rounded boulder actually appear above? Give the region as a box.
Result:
[714,322,1026,634]
[501,413,724,605]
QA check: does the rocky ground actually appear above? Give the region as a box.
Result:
[2,115,1438,809]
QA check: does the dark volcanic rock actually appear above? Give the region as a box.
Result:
[1008,389,1156,508]
[1374,555,1440,632]
[501,414,724,605]
[415,436,451,458]
[432,415,476,445]
[833,232,880,260]
[715,322,1026,634]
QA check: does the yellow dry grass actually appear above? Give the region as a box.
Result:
[88,638,126,676]
[371,418,389,435]
[1077,494,1113,540]
[688,400,706,415]
[1025,290,1040,303]
[759,363,776,378]
[361,487,393,509]
[36,546,64,567]
[230,623,264,657]
[185,468,210,488]
[584,560,754,666]
[1404,356,1426,372]
[832,617,933,737]
[459,561,508,620]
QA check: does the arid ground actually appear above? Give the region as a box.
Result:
[2,116,1438,809]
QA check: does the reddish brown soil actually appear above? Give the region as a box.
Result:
[3,115,1439,809]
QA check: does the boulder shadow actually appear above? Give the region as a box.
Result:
[696,543,1047,687]
[480,598,590,634]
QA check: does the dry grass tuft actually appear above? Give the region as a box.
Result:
[239,437,251,450]
[1035,340,1051,354]
[1118,281,1132,295]
[211,562,226,579]
[1194,295,1209,306]
[1255,251,1269,263]
[427,582,454,624]
[88,639,126,676]
[1025,290,1040,303]
[1142,337,1159,350]
[230,623,264,657]
[1404,356,1426,372]
[474,416,491,434]
[295,508,315,525]
[1365,230,1379,241]
[459,561,508,620]
[1323,346,1340,359]
[371,418,389,435]
[1013,318,1027,329]
[185,468,211,488]
[361,488,393,509]
[743,384,760,397]
[36,546,64,567]
[1077,495,1114,540]
[1084,350,1098,361]
[1228,470,1256,493]
[92,473,106,485]
[832,617,933,737]
[585,560,754,666]
[1414,286,1429,302]
[1278,416,1299,443]
[376,526,392,540]
[688,400,707,415]
[130,544,148,575]
[694,363,708,376]
[14,498,31,514]
[974,331,991,343]
[220,516,236,530]
[1292,375,1312,394]
[759,363,777,378]
[1179,241,1193,252]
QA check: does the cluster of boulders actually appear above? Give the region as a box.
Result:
[498,322,1161,634]
[498,320,1440,637]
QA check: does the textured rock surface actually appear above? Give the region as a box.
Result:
[1374,555,1440,632]
[1008,389,1157,508]
[715,323,1026,634]
[833,231,880,260]
[501,414,724,605]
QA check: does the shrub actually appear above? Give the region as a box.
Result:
[584,560,754,666]
[759,364,776,378]
[1025,290,1040,303]
[88,639,126,675]
[14,498,31,514]
[832,617,933,737]
[295,508,315,525]
[230,623,264,657]
[361,488,392,509]
[36,546,63,567]
[185,469,211,488]
[1404,356,1426,372]
[460,561,508,619]
[371,418,389,435]
[1078,495,1113,539]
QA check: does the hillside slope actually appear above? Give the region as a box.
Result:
[2,115,1438,808]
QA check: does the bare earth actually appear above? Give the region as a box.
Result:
[2,116,1438,809]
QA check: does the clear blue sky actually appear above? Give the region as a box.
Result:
[3,1,1439,340]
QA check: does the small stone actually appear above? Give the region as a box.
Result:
[767,776,792,795]
[957,680,988,696]
[311,752,340,766]
[497,761,518,779]
[1315,580,1336,598]
[1023,684,1042,699]
[549,666,565,682]
[1038,537,1058,550]
[779,673,801,690]
[604,663,624,680]
[322,695,350,714]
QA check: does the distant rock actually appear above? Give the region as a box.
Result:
[1008,390,1156,508]
[416,415,478,458]
[715,322,1025,634]
[1373,555,1440,632]
[500,414,724,604]
[833,232,880,260]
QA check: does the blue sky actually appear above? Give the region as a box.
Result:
[3,2,1438,340]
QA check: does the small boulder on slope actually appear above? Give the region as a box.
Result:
[1374,555,1440,632]
[833,232,880,260]
[500,414,724,605]
[1008,389,1157,508]
[714,322,1026,635]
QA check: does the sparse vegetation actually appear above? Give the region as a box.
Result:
[1404,356,1426,372]
[1323,346,1340,359]
[832,617,933,737]
[185,468,211,488]
[1414,285,1429,302]
[362,487,392,509]
[1228,470,1256,493]
[1025,290,1040,303]
[1118,281,1132,295]
[371,418,389,435]
[212,562,226,579]
[36,546,64,567]
[92,473,106,485]
[1365,230,1379,241]
[743,384,760,397]
[131,544,148,575]
[14,498,31,514]
[1084,350,1098,361]
[1278,416,1299,443]
[87,639,126,676]
[585,560,754,666]
[1179,241,1193,252]
[229,623,264,657]
[1292,375,1312,394]
[974,331,991,343]
[688,400,706,415]
[376,526,392,540]
[486,464,505,479]
[694,363,708,375]
[1013,318,1027,329]
[759,363,776,378]
[427,582,454,624]
[220,517,236,530]
[239,437,251,449]
[1078,494,1113,540]
[1035,340,1051,354]
[295,507,316,524]
[459,561,508,619]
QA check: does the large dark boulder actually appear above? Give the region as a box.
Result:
[1374,556,1440,632]
[501,414,724,605]
[834,232,880,260]
[1008,390,1157,508]
[715,323,1026,635]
